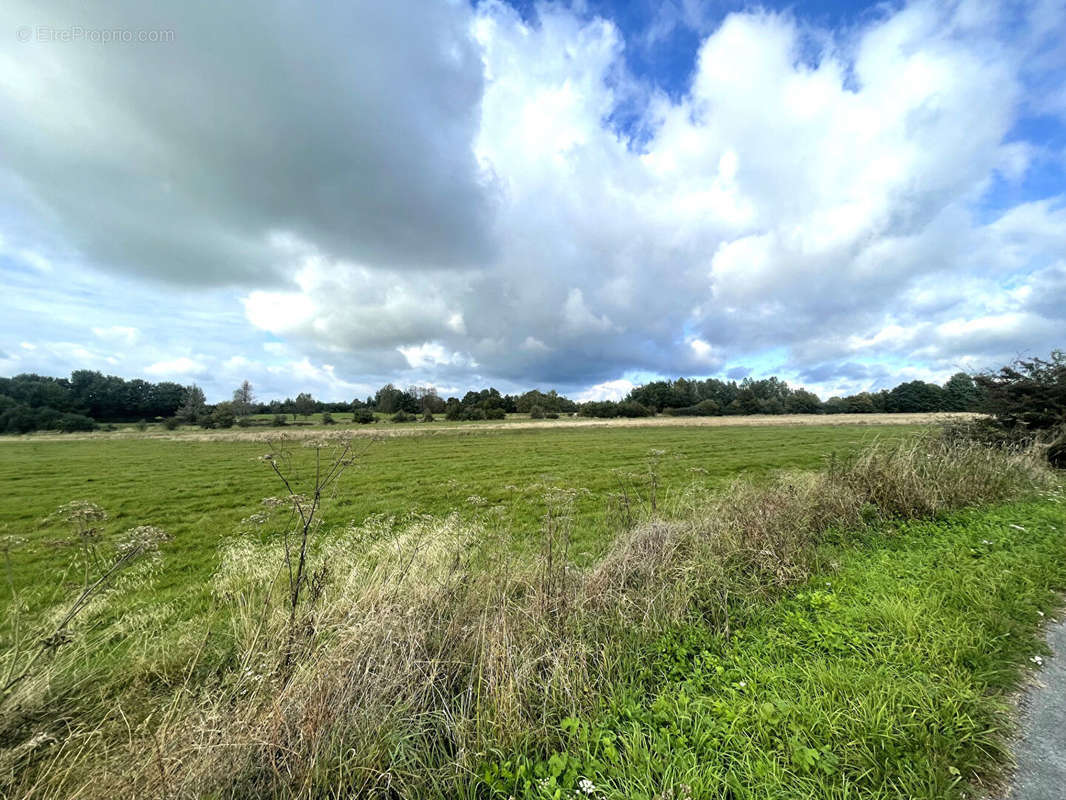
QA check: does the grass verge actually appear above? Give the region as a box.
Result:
[489,495,1066,799]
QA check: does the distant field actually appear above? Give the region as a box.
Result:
[3,410,978,442]
[0,421,927,636]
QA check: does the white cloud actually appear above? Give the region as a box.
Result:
[577,379,636,402]
[144,356,206,377]
[397,342,476,370]
[92,325,140,346]
[3,0,1064,400]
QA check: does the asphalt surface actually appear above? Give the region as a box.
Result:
[997,619,1066,800]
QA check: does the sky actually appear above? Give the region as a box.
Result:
[1,0,1064,403]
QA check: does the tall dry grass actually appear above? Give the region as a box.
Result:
[1,435,1053,799]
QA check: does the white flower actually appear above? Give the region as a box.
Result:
[738,681,747,688]
[1031,655,1044,666]
[1038,611,1045,617]
[578,778,596,795]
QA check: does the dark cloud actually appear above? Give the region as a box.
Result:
[0,0,492,286]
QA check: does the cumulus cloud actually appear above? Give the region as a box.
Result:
[577,378,637,402]
[2,0,1064,400]
[144,357,207,377]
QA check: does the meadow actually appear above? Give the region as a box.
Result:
[1,416,1063,799]
[0,420,921,629]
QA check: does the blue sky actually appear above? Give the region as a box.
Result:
[1,0,1064,403]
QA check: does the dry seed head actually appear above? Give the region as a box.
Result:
[43,500,107,527]
[116,525,170,557]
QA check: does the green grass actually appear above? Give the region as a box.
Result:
[0,423,916,634]
[484,496,1066,799]
[1,424,1063,799]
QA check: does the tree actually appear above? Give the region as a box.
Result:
[975,351,1066,430]
[374,384,404,414]
[232,380,255,417]
[885,381,944,413]
[293,392,315,420]
[942,372,980,412]
[785,389,822,414]
[176,384,207,423]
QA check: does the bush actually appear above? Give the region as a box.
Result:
[485,407,506,420]
[135,419,148,431]
[671,399,720,417]
[421,411,434,423]
[529,405,545,419]
[391,410,415,423]
[976,350,1066,431]
[461,408,486,421]
[58,413,96,433]
[210,406,236,429]
[617,401,652,418]
[321,412,336,425]
[236,416,252,427]
[163,417,180,430]
[271,414,288,427]
[353,409,375,424]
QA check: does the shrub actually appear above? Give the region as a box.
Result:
[673,399,720,416]
[135,419,148,431]
[321,412,336,425]
[210,406,236,429]
[236,416,252,427]
[485,407,506,420]
[58,413,96,433]
[163,417,180,430]
[421,410,434,423]
[529,405,545,419]
[391,410,415,423]
[271,414,288,427]
[617,401,652,418]
[352,409,375,424]
[461,408,486,421]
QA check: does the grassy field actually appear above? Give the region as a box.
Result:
[1,419,1063,799]
[0,422,921,631]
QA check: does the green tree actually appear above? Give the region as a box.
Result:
[942,372,980,412]
[293,392,315,420]
[176,384,207,423]
[232,380,255,417]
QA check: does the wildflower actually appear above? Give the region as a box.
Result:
[1038,611,1046,617]
[466,495,488,507]
[1030,655,1043,666]
[981,539,993,545]
[578,778,596,795]
[738,681,747,688]
[43,500,107,528]
[116,525,170,557]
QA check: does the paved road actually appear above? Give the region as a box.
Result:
[998,619,1066,799]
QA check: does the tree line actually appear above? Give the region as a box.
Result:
[0,364,1002,434]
